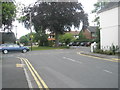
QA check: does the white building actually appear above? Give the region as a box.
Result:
[98,2,120,50]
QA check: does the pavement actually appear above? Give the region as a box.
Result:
[0,53,2,90]
[70,46,119,60]
[2,53,29,89]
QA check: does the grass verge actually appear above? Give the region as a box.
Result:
[30,46,70,51]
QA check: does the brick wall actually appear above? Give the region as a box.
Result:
[82,29,92,39]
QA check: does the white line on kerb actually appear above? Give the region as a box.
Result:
[63,57,82,64]
[103,70,113,74]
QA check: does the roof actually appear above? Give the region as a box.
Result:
[1,0,13,2]
[87,26,97,33]
[66,31,80,35]
[98,2,119,13]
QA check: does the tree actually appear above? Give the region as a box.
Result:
[59,33,75,45]
[92,2,107,49]
[22,2,89,47]
[20,36,29,46]
[92,2,107,26]
[2,1,16,32]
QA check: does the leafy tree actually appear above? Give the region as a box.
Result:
[59,33,75,45]
[79,31,86,39]
[92,2,107,26]
[2,1,16,32]
[33,26,48,46]
[21,2,89,47]
[20,36,29,46]
[92,2,107,49]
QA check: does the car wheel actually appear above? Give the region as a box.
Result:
[22,49,27,53]
[3,50,8,54]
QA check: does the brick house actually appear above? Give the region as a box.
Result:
[66,31,80,39]
[47,31,80,41]
[81,26,97,39]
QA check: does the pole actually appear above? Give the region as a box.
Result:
[15,26,17,44]
[30,12,32,51]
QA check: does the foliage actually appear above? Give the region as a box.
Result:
[91,2,107,48]
[21,2,89,47]
[33,27,49,46]
[110,44,120,54]
[20,36,29,46]
[94,44,120,55]
[59,33,75,45]
[2,2,16,31]
[75,30,91,42]
[79,30,86,39]
[31,46,70,51]
[94,49,115,55]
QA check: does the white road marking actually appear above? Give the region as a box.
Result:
[19,57,33,88]
[103,70,113,74]
[63,57,82,64]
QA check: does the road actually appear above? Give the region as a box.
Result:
[2,48,119,89]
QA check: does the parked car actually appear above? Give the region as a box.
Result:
[0,44,29,54]
[68,42,73,46]
[75,42,80,46]
[80,42,87,46]
[86,42,91,47]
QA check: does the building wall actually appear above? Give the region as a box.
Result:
[99,7,119,50]
[82,29,92,39]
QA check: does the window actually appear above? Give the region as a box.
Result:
[13,45,19,48]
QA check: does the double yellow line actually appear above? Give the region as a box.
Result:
[17,57,49,90]
[77,52,118,62]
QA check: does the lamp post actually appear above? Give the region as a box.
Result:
[29,12,32,51]
[15,25,17,44]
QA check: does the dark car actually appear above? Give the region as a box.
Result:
[0,44,29,54]
[68,42,73,46]
[75,42,80,46]
[80,42,87,46]
[86,42,91,47]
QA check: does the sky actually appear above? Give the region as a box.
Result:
[12,0,97,39]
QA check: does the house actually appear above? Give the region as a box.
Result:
[0,32,16,44]
[47,31,80,41]
[98,2,120,50]
[66,31,80,39]
[81,26,97,40]
[47,33,55,41]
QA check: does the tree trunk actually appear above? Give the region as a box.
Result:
[55,32,59,47]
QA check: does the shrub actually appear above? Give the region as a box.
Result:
[104,50,114,55]
[94,49,115,55]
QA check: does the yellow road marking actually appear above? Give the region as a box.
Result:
[17,57,49,90]
[16,64,23,67]
[77,52,118,62]
[19,58,43,89]
[24,58,49,89]
[112,58,120,60]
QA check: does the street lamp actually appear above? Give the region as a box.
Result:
[29,12,32,51]
[15,25,17,43]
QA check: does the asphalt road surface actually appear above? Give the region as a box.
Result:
[1,48,119,89]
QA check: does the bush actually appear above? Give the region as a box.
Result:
[103,50,114,55]
[94,49,115,55]
[94,49,103,54]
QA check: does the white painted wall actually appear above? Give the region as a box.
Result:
[99,7,119,50]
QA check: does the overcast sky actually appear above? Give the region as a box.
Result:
[13,0,97,39]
